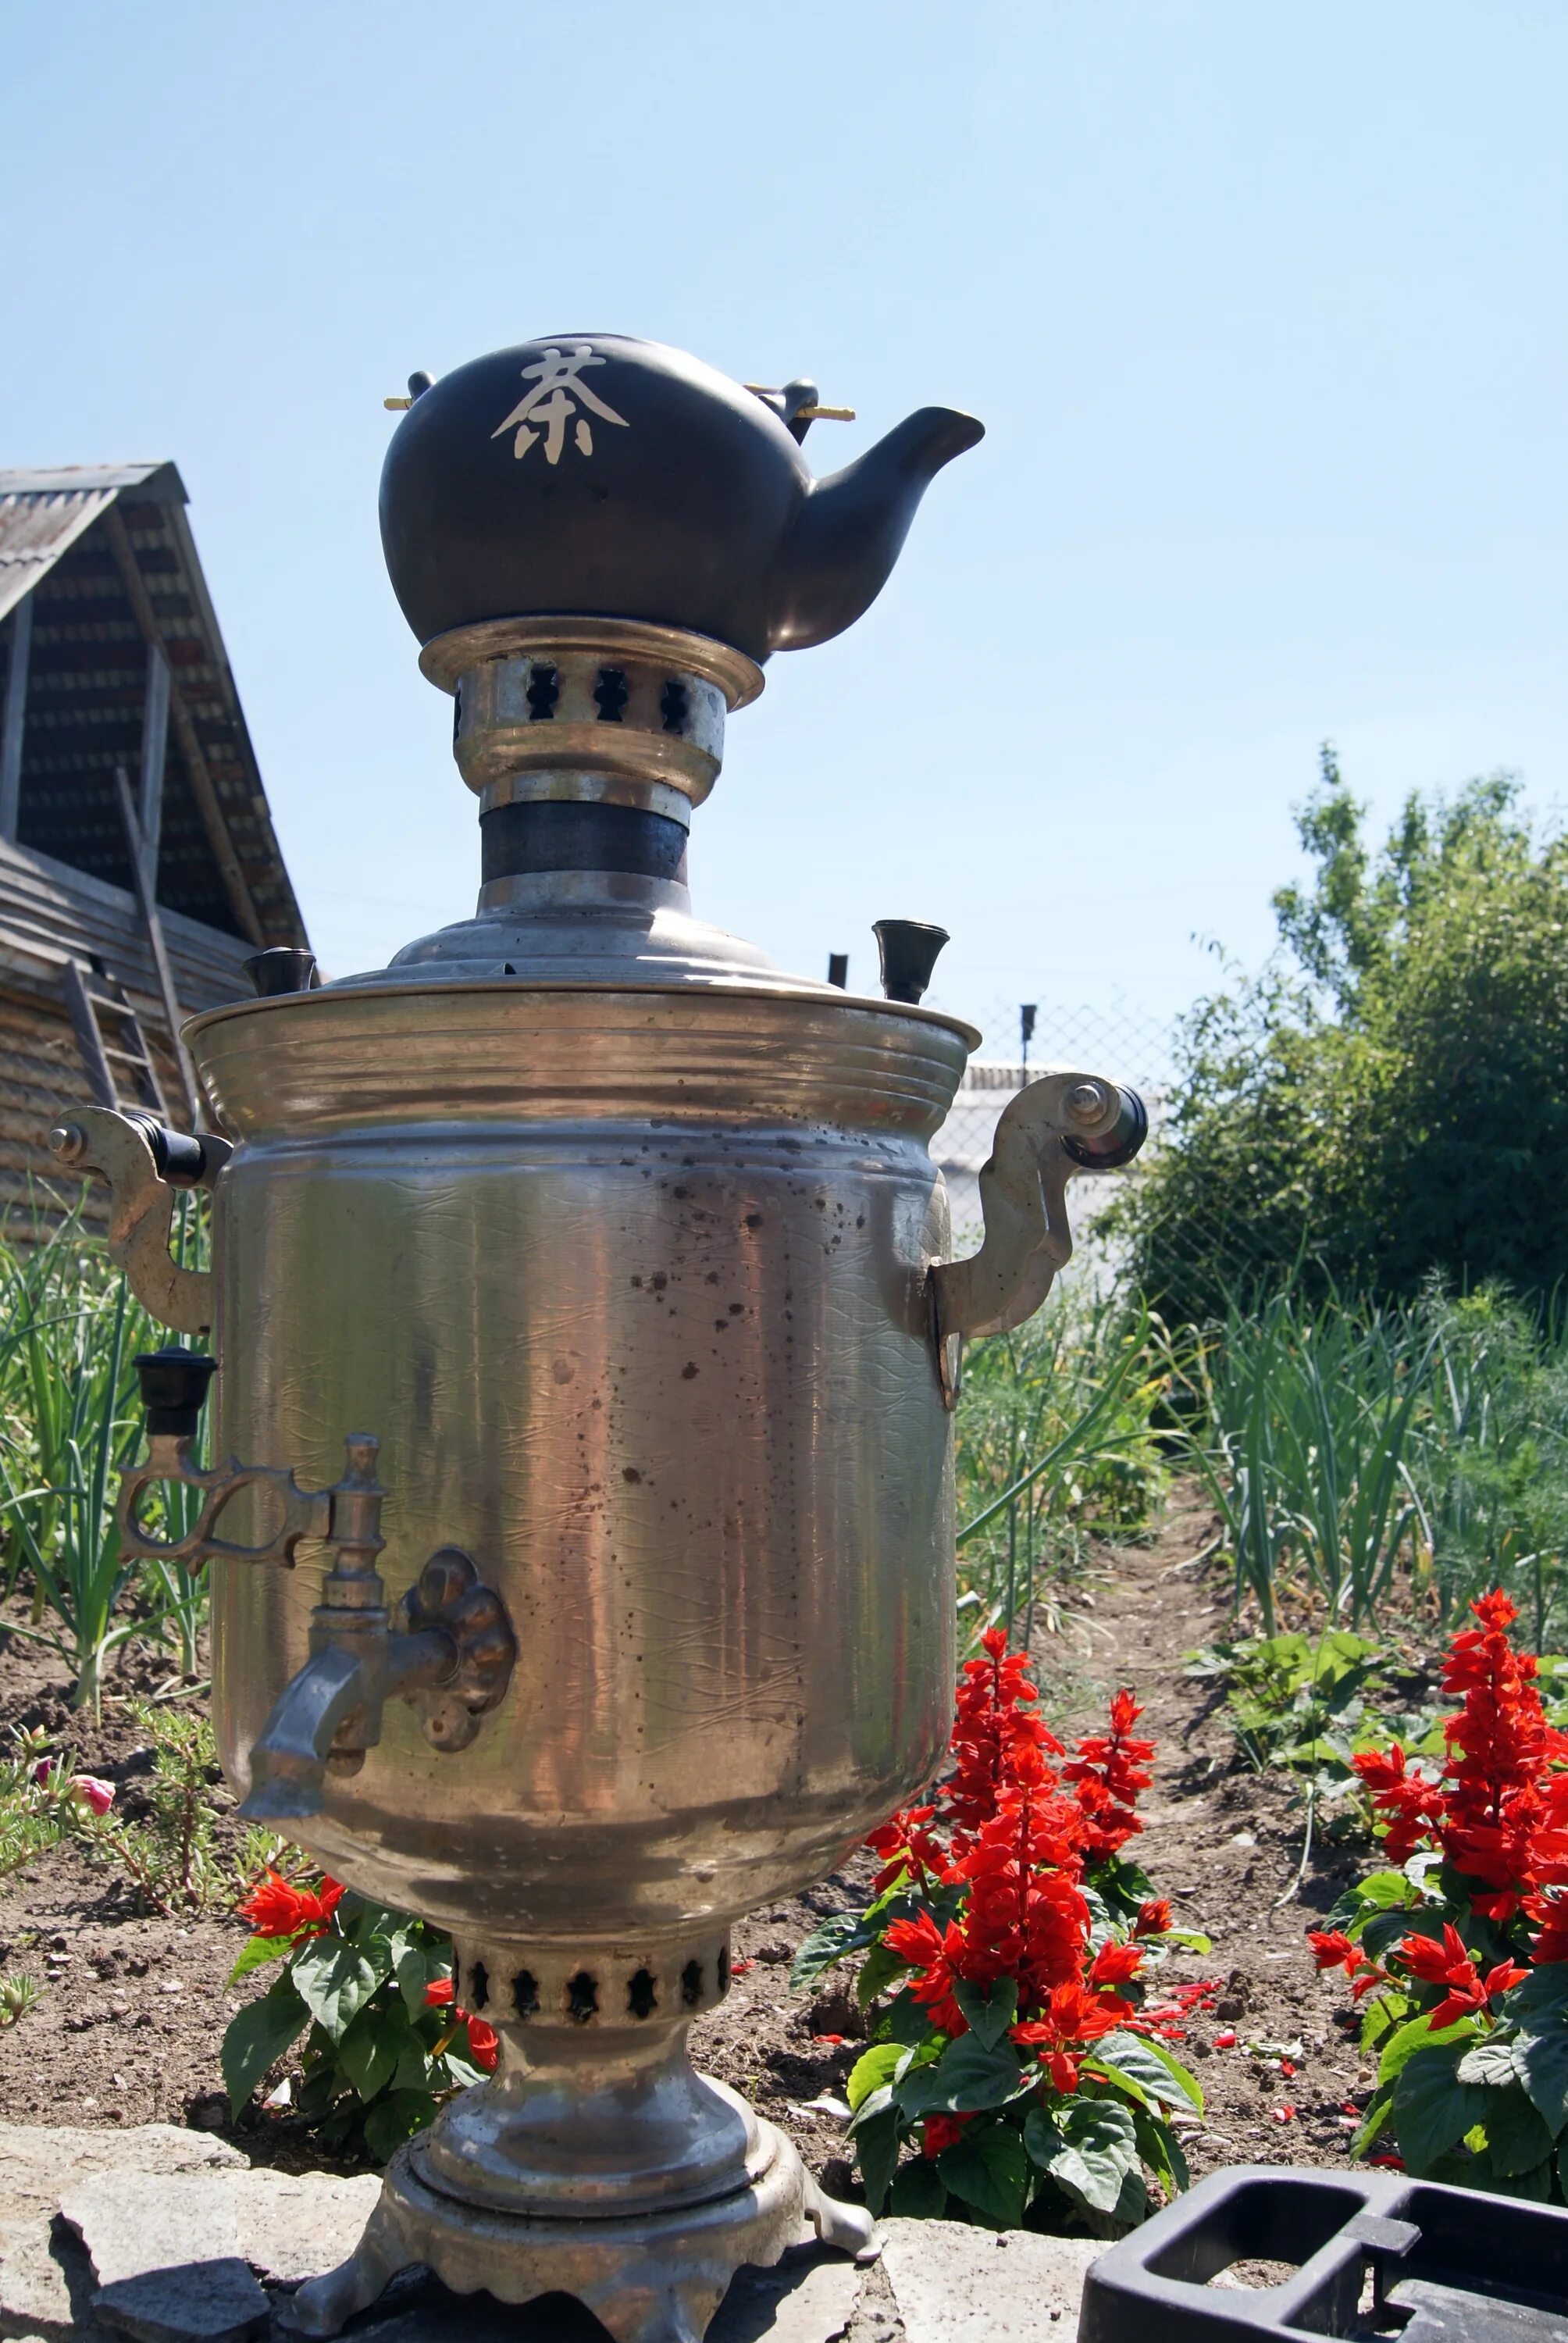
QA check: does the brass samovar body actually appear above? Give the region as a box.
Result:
[54,337,1145,2343]
[201,976,965,1938]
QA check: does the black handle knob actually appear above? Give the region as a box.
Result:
[244,947,318,997]
[134,1347,219,1438]
[1063,1086,1149,1172]
[122,1113,210,1189]
[872,919,950,1005]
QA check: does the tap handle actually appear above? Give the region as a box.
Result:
[133,1346,219,1437]
[872,918,950,1005]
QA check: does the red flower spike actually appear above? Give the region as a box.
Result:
[238,1870,345,1941]
[1133,1898,1172,1938]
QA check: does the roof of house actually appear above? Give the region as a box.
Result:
[0,462,307,949]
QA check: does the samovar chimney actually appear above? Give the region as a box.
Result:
[51,331,1146,2343]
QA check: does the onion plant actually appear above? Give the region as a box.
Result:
[954,1291,1171,1644]
[0,1200,210,1711]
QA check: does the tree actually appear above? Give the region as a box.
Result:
[1118,753,1568,1318]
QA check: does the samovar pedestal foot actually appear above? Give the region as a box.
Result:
[283,1970,874,2343]
[285,2117,873,2343]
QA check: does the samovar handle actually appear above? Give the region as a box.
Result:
[928,1069,1146,1403]
[48,1105,230,1336]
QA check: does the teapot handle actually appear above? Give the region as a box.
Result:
[928,1072,1146,1404]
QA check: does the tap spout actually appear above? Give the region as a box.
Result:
[237,1628,455,1823]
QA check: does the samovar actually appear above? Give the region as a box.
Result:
[50,335,1146,2343]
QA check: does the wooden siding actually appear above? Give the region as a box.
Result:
[0,835,253,1225]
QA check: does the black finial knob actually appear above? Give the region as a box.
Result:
[244,947,318,997]
[408,371,435,400]
[1063,1086,1149,1172]
[134,1347,219,1438]
[872,920,950,1006]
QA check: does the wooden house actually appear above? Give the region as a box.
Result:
[0,462,308,1218]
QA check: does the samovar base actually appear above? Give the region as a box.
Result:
[284,2115,873,2343]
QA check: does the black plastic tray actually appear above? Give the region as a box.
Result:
[1079,2165,1568,2341]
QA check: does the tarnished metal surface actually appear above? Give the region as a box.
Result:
[47,1106,219,1331]
[194,978,968,1938]
[430,617,763,813]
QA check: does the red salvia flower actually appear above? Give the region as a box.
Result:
[238,1870,345,1941]
[465,2018,500,2072]
[1063,1689,1155,1861]
[922,2113,968,2158]
[1133,1898,1172,1938]
[1307,1930,1360,1975]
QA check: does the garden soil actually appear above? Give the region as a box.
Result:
[0,1483,1374,2196]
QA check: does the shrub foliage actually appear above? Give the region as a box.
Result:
[1120,759,1568,1317]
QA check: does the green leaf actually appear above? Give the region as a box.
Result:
[221,1975,307,2109]
[1477,2084,1556,2179]
[789,1891,912,1991]
[1378,2013,1477,2087]
[1513,2023,1568,2137]
[853,2103,900,2216]
[883,1987,932,2047]
[362,2087,437,2163]
[856,1940,913,2007]
[227,1932,297,1985]
[896,2032,1022,2119]
[1329,1869,1415,1932]
[394,1939,450,2022]
[1456,2039,1520,2088]
[1094,2030,1204,2114]
[337,1999,411,2102]
[1133,2104,1190,2199]
[1113,2164,1149,2227]
[952,1977,1017,2051]
[1028,2096,1139,2216]
[1351,2088,1393,2158]
[846,2043,905,2114]
[1509,1964,1568,2034]
[938,2124,1029,2229]
[1392,2042,1491,2173]
[290,1938,383,2039]
[889,2157,946,2218]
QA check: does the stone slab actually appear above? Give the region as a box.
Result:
[56,2174,270,2343]
[0,2125,244,2342]
[878,2219,1102,2343]
[90,2264,268,2343]
[708,2244,864,2343]
[227,2174,383,2288]
[57,2176,244,2288]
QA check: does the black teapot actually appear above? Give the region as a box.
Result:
[379,333,983,662]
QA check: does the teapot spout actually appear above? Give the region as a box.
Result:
[768,406,984,653]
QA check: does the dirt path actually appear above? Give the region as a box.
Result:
[0,1489,1378,2195]
[1038,1481,1373,2180]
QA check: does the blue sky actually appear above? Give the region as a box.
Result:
[5,0,1565,1054]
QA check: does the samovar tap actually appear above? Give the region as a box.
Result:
[113,1355,517,1821]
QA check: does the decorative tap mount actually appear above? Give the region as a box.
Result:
[49,333,1146,2343]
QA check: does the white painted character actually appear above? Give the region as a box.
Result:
[491,345,629,465]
